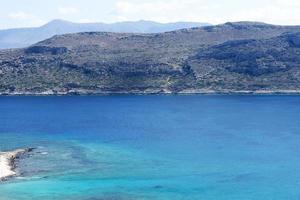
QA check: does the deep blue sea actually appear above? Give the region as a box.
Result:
[1,95,300,200]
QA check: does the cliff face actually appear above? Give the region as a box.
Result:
[1,22,300,95]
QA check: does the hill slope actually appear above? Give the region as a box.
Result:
[0,20,210,49]
[1,22,300,95]
[188,32,300,92]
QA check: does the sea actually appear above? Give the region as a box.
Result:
[1,95,300,200]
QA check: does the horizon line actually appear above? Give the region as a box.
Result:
[1,19,299,31]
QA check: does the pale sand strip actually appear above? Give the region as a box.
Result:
[0,148,33,181]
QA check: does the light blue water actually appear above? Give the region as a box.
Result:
[1,96,300,200]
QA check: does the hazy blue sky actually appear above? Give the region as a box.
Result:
[1,0,300,29]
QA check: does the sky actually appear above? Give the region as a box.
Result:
[0,0,300,29]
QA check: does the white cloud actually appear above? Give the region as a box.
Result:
[275,0,300,7]
[114,0,212,23]
[230,0,300,25]
[8,11,46,27]
[58,6,79,15]
[8,12,36,20]
[113,0,300,25]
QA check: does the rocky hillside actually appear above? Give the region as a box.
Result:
[188,32,300,92]
[1,22,300,95]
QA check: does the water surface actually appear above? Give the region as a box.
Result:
[1,95,300,200]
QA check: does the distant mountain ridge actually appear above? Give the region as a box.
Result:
[1,22,300,95]
[0,19,211,49]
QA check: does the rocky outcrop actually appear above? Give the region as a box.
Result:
[0,148,34,181]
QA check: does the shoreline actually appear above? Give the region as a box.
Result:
[1,89,300,96]
[0,148,34,181]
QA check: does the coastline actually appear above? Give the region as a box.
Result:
[0,148,33,181]
[1,89,300,96]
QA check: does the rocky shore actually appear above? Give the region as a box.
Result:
[2,89,300,96]
[0,148,34,181]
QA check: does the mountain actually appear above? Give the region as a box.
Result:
[1,22,300,95]
[0,19,211,49]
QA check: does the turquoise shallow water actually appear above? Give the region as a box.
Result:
[1,95,300,200]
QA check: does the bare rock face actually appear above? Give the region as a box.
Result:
[0,148,34,181]
[1,22,300,94]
